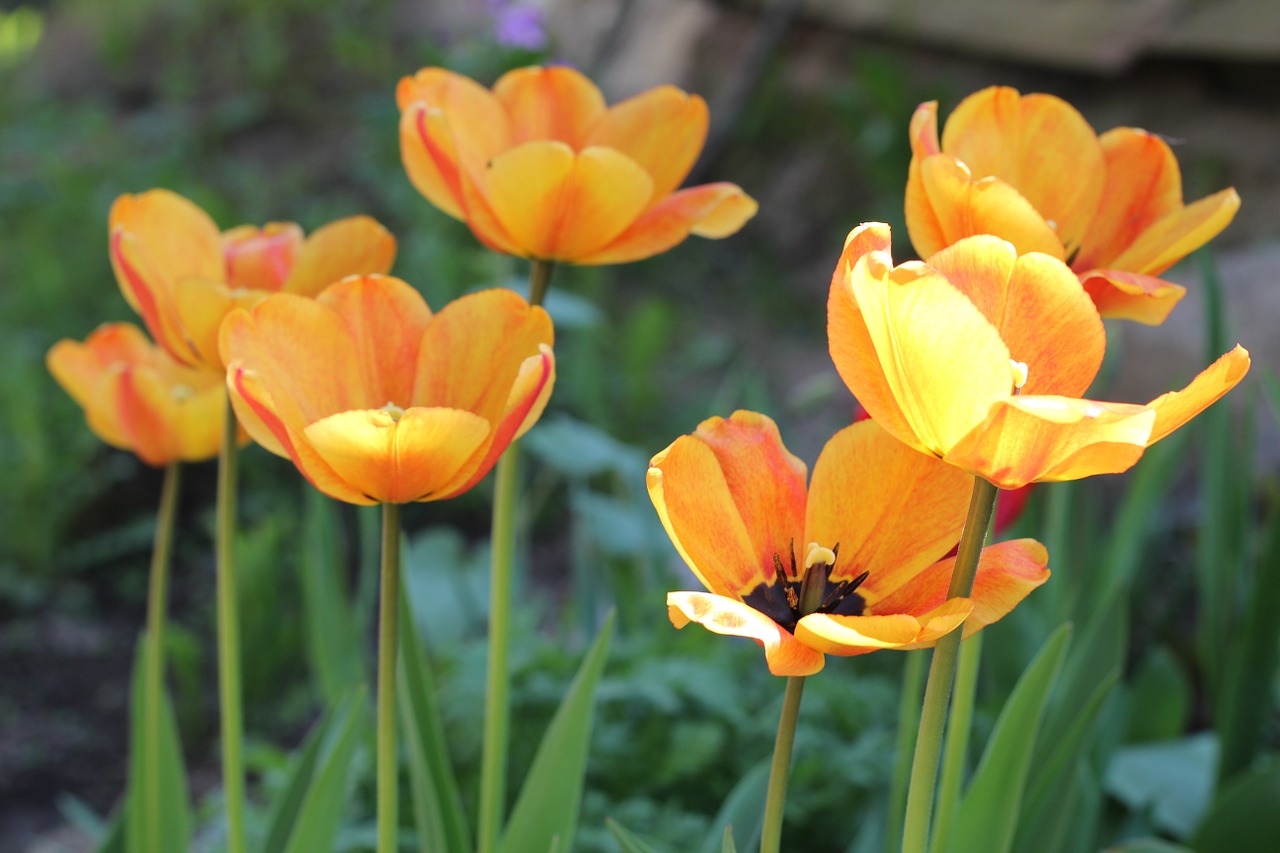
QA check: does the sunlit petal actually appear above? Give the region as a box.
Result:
[668,591,825,676]
[586,86,709,203]
[1079,268,1186,325]
[1146,345,1251,445]
[1108,188,1241,277]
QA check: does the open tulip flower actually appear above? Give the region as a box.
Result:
[397,65,758,265]
[220,274,554,505]
[829,223,1251,490]
[649,411,1050,676]
[906,86,1240,325]
[110,188,398,370]
[48,322,225,466]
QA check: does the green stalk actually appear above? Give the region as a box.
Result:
[216,396,247,853]
[378,501,403,853]
[901,476,999,853]
[477,259,554,853]
[928,631,982,853]
[143,462,181,853]
[760,675,808,853]
[884,651,927,853]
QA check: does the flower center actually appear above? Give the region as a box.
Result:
[379,401,406,422]
[742,539,870,633]
[1010,359,1028,394]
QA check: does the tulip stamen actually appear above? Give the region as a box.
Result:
[380,401,406,422]
[1010,360,1028,394]
[748,541,867,631]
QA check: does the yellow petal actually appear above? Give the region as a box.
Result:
[118,365,224,465]
[668,591,825,676]
[794,610,951,656]
[1146,345,1251,445]
[482,140,576,258]
[547,147,654,260]
[1079,269,1186,325]
[110,229,204,366]
[575,183,757,265]
[492,65,606,147]
[400,103,467,220]
[918,157,1066,259]
[1108,188,1241,277]
[170,276,234,370]
[109,189,226,315]
[585,85,709,203]
[283,216,398,297]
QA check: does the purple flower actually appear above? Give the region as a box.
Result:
[489,0,547,50]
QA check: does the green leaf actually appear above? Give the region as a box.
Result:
[604,818,665,853]
[944,623,1071,853]
[399,590,471,853]
[92,810,124,853]
[697,759,770,853]
[300,490,365,702]
[124,634,191,853]
[1107,841,1196,853]
[260,688,366,853]
[1189,757,1280,853]
[1104,732,1218,840]
[720,825,738,853]
[499,612,616,853]
[279,688,367,853]
[1126,647,1191,743]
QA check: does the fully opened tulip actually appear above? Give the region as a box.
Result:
[48,323,225,466]
[220,275,554,505]
[397,65,758,265]
[110,189,397,369]
[828,223,1251,490]
[649,411,1049,676]
[906,86,1240,324]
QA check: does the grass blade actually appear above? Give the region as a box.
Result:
[124,635,191,853]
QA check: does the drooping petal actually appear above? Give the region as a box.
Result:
[574,183,757,266]
[805,419,971,597]
[940,87,1104,254]
[1145,346,1251,445]
[794,597,972,656]
[1078,268,1186,325]
[944,396,1156,489]
[492,65,606,147]
[585,86,709,203]
[1107,188,1241,277]
[303,406,491,504]
[668,591,825,676]
[547,147,654,260]
[927,239,1104,397]
[283,216,398,297]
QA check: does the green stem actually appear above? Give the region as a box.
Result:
[928,632,983,853]
[216,396,246,853]
[378,501,403,853]
[760,675,807,853]
[884,651,927,853]
[901,476,999,853]
[477,259,554,853]
[143,462,181,853]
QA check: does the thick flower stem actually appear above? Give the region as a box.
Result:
[143,462,181,853]
[377,501,402,853]
[477,259,555,853]
[901,475,999,853]
[216,397,247,853]
[928,631,983,853]
[760,675,807,853]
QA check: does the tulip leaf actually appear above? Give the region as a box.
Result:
[1104,733,1218,840]
[300,490,365,702]
[499,611,616,853]
[1110,841,1196,853]
[399,590,471,853]
[277,687,367,853]
[260,687,366,853]
[721,825,738,853]
[124,634,191,853]
[91,811,124,853]
[604,818,665,853]
[1189,757,1280,853]
[944,622,1071,853]
[697,759,770,853]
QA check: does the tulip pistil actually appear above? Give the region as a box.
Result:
[379,401,406,422]
[749,539,869,632]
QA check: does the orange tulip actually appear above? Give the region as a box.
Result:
[906,86,1240,325]
[220,275,555,505]
[110,189,397,370]
[649,411,1049,676]
[397,65,758,265]
[828,223,1250,490]
[48,323,226,466]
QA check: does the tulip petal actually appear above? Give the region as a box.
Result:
[940,87,1104,254]
[493,65,606,147]
[648,411,806,599]
[927,239,1104,397]
[109,190,226,314]
[283,216,398,297]
[945,396,1156,489]
[805,419,971,599]
[400,103,467,221]
[1108,188,1241,278]
[110,230,204,366]
[117,366,224,465]
[482,141,577,258]
[668,591,825,676]
[303,406,491,504]
[548,147,655,259]
[586,86,709,202]
[575,183,757,266]
[170,276,235,370]
[795,599,971,656]
[1079,268,1186,325]
[1146,345,1251,445]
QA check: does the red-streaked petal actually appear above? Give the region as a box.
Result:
[668,591,825,676]
[1079,268,1186,325]
[492,65,606,147]
[117,366,224,465]
[283,216,398,297]
[110,230,203,366]
[108,189,226,314]
[1146,345,1251,445]
[400,103,467,220]
[585,86,709,203]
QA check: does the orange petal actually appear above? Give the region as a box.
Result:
[400,102,467,220]
[585,85,709,203]
[303,406,490,504]
[47,324,151,411]
[940,87,1104,254]
[117,365,224,465]
[1146,345,1251,445]
[870,539,1050,639]
[482,141,577,258]
[315,275,432,411]
[169,276,235,370]
[575,183,757,266]
[110,229,204,366]
[492,65,606,148]
[945,396,1156,489]
[1079,269,1186,325]
[547,147,654,260]
[795,602,970,657]
[668,591,824,676]
[927,239,1104,397]
[109,189,226,315]
[804,419,971,600]
[283,216,397,297]
[1107,188,1241,277]
[647,411,806,599]
[222,223,304,293]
